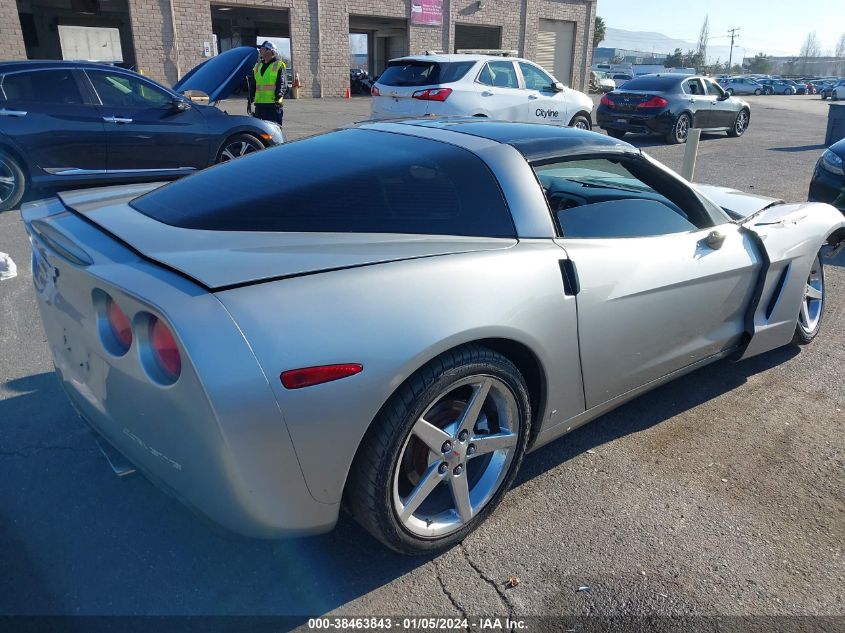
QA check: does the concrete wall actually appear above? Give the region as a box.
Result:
[4,0,594,96]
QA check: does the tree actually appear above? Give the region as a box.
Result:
[748,52,773,74]
[799,31,821,73]
[836,33,845,74]
[594,16,606,49]
[665,48,684,68]
[685,50,704,70]
[697,15,709,63]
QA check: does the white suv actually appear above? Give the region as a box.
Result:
[371,54,594,129]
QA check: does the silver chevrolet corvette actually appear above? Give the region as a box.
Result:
[22,120,845,555]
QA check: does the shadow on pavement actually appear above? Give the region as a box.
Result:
[0,343,807,617]
[619,132,728,149]
[769,144,826,152]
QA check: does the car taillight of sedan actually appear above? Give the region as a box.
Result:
[600,94,615,108]
[637,96,669,109]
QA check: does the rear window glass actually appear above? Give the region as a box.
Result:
[131,129,516,238]
[0,69,82,104]
[618,76,681,91]
[378,61,475,86]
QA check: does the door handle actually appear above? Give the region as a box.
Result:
[103,116,133,124]
[481,91,495,97]
[710,101,717,105]
[688,98,696,103]
[0,109,27,117]
[528,94,540,100]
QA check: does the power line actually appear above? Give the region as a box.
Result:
[727,27,740,68]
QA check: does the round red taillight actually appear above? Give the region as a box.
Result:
[107,297,132,351]
[149,317,181,381]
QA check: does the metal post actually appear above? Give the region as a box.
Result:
[681,128,701,181]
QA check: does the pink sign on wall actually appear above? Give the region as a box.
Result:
[410,0,443,26]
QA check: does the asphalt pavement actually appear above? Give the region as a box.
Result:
[0,94,843,627]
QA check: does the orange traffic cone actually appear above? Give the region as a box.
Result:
[344,86,351,99]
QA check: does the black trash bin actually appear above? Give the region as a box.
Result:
[825,103,845,146]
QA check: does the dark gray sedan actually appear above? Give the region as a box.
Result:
[597,74,751,144]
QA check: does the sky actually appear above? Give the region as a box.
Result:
[597,0,844,56]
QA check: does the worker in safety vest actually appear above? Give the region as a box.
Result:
[247,40,287,126]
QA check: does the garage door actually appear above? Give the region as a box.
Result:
[454,25,502,52]
[536,19,575,85]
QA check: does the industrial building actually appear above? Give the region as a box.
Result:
[2,0,596,97]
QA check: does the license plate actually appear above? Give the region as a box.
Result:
[615,118,629,124]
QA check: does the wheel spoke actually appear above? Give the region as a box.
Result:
[456,378,492,436]
[806,284,823,300]
[399,463,443,522]
[221,149,235,161]
[470,432,517,457]
[412,418,452,454]
[449,471,473,523]
[237,142,249,156]
[800,299,810,327]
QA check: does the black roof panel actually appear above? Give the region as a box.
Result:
[393,118,638,161]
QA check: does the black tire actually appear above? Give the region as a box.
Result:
[216,133,264,163]
[345,344,532,555]
[0,150,26,212]
[764,88,773,95]
[821,92,828,100]
[727,108,750,138]
[666,113,691,144]
[792,253,825,345]
[569,114,592,130]
[754,88,762,96]
[606,129,627,139]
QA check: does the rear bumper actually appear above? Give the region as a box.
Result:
[24,199,339,538]
[596,108,674,135]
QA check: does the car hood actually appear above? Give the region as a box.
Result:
[693,184,783,219]
[173,46,258,103]
[55,184,516,290]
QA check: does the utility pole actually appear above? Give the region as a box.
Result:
[727,27,740,70]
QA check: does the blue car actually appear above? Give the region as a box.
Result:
[0,47,284,211]
[809,139,845,212]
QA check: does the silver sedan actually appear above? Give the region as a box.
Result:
[23,120,845,554]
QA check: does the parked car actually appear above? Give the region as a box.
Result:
[809,139,845,211]
[371,54,594,130]
[0,47,284,211]
[22,120,845,554]
[719,77,763,96]
[589,70,615,93]
[597,74,750,144]
[819,80,845,99]
[756,79,798,95]
[833,83,845,100]
[611,72,633,88]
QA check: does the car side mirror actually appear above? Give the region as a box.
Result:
[172,97,191,112]
[717,93,730,101]
[551,81,565,92]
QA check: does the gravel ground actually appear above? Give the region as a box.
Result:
[0,94,843,629]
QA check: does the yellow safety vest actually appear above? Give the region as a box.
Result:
[253,60,286,104]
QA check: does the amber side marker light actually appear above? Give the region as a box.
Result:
[280,364,363,389]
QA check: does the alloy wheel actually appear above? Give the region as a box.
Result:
[574,119,590,130]
[676,115,690,142]
[797,254,824,336]
[735,111,749,135]
[392,375,521,538]
[219,140,259,162]
[0,158,18,206]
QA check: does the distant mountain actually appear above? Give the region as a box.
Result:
[601,27,794,64]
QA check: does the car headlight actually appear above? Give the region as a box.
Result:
[820,149,844,176]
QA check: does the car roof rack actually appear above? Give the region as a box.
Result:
[455,49,518,57]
